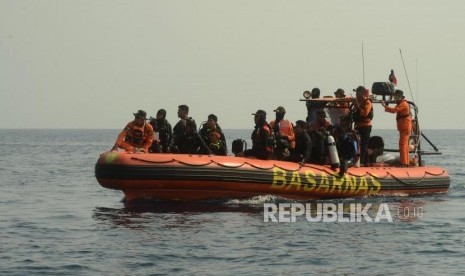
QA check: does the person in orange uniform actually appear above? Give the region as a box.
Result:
[112,110,154,153]
[269,106,295,160]
[382,90,412,166]
[353,85,373,165]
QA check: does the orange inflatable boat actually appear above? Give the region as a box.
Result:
[96,82,450,201]
[95,151,450,201]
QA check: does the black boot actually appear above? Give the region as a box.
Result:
[339,160,348,177]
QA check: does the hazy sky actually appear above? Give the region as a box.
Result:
[1,1,465,129]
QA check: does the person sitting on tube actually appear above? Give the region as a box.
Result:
[149,108,173,153]
[199,113,227,154]
[236,110,273,160]
[171,104,193,154]
[269,106,295,161]
[205,129,227,156]
[183,119,212,154]
[112,110,154,153]
[287,120,312,164]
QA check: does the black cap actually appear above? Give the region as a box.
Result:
[273,106,286,113]
[334,88,345,96]
[133,110,147,119]
[394,90,404,97]
[252,109,267,116]
[353,85,366,93]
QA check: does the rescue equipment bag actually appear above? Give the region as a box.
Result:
[232,139,247,154]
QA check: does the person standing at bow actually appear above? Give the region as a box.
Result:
[382,90,412,167]
[112,110,154,153]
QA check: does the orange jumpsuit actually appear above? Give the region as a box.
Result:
[115,121,154,152]
[384,99,412,165]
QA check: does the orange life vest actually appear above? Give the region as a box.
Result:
[116,121,154,151]
[354,99,373,128]
[252,124,274,153]
[395,99,411,121]
[269,119,295,149]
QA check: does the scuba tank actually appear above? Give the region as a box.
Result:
[326,134,340,170]
[232,139,247,154]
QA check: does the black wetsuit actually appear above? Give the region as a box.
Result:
[289,131,312,163]
[149,118,173,153]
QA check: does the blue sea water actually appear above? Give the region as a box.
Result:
[1,129,464,275]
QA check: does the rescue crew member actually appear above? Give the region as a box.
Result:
[269,106,295,160]
[333,126,357,176]
[205,129,227,156]
[334,88,346,99]
[112,110,154,153]
[331,88,350,128]
[149,109,173,153]
[171,104,191,153]
[353,85,373,166]
[382,90,412,167]
[199,114,227,154]
[306,87,327,124]
[183,118,211,154]
[288,120,312,164]
[236,110,273,160]
[306,112,330,165]
[311,110,332,132]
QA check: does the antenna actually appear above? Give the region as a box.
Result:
[399,49,414,101]
[416,59,419,106]
[362,43,366,87]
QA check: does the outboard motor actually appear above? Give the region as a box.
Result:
[232,139,247,154]
[326,134,340,170]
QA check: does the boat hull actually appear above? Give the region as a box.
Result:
[95,152,450,201]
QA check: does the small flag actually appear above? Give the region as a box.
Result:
[389,69,397,85]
